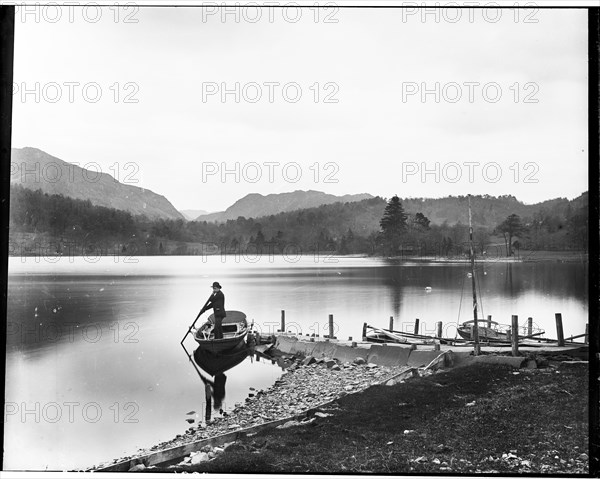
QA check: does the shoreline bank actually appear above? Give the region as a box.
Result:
[94,336,589,473]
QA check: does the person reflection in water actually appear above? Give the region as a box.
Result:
[198,282,226,339]
[201,374,227,422]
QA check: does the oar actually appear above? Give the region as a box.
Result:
[180,296,212,345]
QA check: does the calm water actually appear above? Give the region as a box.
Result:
[5,255,588,470]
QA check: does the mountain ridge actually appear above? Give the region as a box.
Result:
[195,190,374,222]
[11,147,184,221]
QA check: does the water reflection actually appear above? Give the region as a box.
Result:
[190,339,256,422]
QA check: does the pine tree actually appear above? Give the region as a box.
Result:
[379,195,408,255]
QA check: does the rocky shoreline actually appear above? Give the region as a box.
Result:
[95,355,413,471]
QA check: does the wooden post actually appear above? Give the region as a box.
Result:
[487,315,492,328]
[329,314,334,339]
[511,315,519,356]
[436,321,443,338]
[362,323,367,341]
[414,318,420,335]
[555,313,564,346]
[389,316,394,331]
[527,317,533,337]
[585,323,589,344]
[472,319,480,356]
[281,310,285,333]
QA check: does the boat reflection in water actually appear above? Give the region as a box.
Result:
[191,335,256,422]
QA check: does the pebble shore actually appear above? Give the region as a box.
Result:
[96,356,410,470]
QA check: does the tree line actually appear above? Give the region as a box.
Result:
[9,184,588,256]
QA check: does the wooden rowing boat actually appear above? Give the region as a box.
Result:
[193,310,248,353]
[456,319,545,342]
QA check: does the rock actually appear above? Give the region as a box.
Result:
[524,359,537,369]
[325,360,337,369]
[536,357,550,368]
[228,424,241,430]
[367,363,378,368]
[354,357,366,365]
[224,443,246,452]
[331,365,341,371]
[403,430,415,434]
[128,464,146,472]
[578,453,589,461]
[302,356,317,366]
[191,452,210,464]
[314,412,332,418]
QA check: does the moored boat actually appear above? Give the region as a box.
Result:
[456,318,545,343]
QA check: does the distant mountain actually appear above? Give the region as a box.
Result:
[195,190,374,222]
[180,209,209,221]
[11,147,184,220]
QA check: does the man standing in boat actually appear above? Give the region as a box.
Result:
[198,282,226,339]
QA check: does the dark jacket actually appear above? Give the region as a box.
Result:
[203,290,226,318]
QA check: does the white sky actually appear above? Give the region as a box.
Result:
[11,6,589,212]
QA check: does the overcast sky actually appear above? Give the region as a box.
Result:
[12,7,588,212]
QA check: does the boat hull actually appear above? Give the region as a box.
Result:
[194,311,248,353]
[456,326,509,341]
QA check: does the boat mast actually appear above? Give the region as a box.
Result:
[468,195,481,355]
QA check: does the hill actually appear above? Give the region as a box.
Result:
[180,210,210,220]
[195,190,374,222]
[11,147,184,220]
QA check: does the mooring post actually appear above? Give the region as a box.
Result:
[362,322,367,341]
[389,316,394,331]
[414,318,420,335]
[527,317,533,337]
[281,310,285,333]
[585,323,589,344]
[487,315,492,328]
[472,320,480,356]
[555,313,565,347]
[511,315,519,356]
[329,314,334,339]
[436,321,443,338]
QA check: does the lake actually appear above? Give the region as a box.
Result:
[5,255,588,470]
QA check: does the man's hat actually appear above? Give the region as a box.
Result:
[211,282,222,289]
